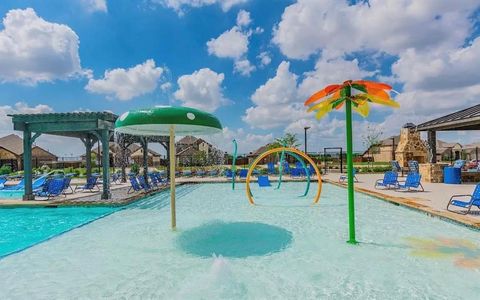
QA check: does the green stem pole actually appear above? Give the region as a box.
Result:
[345,90,358,245]
[231,139,237,190]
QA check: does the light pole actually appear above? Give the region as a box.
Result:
[304,126,311,153]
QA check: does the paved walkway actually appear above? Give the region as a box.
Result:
[323,172,480,228]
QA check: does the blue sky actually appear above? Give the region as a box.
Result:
[0,0,479,156]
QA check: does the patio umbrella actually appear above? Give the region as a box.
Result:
[115,106,223,229]
[304,80,399,244]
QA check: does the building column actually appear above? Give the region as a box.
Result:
[101,130,111,200]
[427,130,437,163]
[23,128,34,200]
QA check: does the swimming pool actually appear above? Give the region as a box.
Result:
[0,183,479,299]
[0,189,24,199]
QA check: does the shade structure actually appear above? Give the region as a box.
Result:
[115,106,223,230]
[115,106,222,136]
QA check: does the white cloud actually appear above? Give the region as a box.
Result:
[257,51,271,67]
[174,68,230,112]
[0,102,53,135]
[0,8,83,84]
[273,0,478,59]
[206,127,274,154]
[156,0,247,14]
[392,37,480,91]
[206,10,256,76]
[243,61,303,129]
[207,26,249,59]
[85,59,165,101]
[81,0,108,13]
[298,57,373,98]
[234,59,255,76]
[236,9,251,27]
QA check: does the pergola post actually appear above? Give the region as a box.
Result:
[83,136,93,179]
[141,137,149,183]
[22,127,34,200]
[427,130,437,163]
[101,129,111,199]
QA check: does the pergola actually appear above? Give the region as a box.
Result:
[417,104,480,163]
[9,112,117,200]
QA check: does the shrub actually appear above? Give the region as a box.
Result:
[130,163,140,175]
[0,165,12,175]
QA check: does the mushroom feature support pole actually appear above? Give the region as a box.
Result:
[115,106,223,230]
[169,125,176,230]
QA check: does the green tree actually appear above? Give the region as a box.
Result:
[270,132,300,149]
[361,125,383,167]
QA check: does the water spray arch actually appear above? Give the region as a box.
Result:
[245,147,322,205]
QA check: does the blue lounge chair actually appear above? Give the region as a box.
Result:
[182,170,192,177]
[2,178,25,190]
[339,168,358,183]
[0,177,6,189]
[3,176,47,191]
[239,169,248,179]
[291,168,301,177]
[453,160,466,169]
[128,176,142,194]
[258,175,271,187]
[282,162,291,174]
[396,173,424,192]
[267,162,275,174]
[35,178,66,200]
[447,184,480,215]
[207,169,218,176]
[391,160,407,176]
[148,173,160,188]
[111,172,121,185]
[137,175,151,191]
[74,176,100,192]
[225,169,234,178]
[196,170,206,177]
[374,171,399,189]
[152,172,167,185]
[62,176,74,194]
[407,160,419,174]
[308,164,316,176]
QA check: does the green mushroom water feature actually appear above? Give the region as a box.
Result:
[115,106,223,229]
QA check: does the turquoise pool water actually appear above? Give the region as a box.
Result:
[0,206,119,258]
[1,183,479,299]
[0,190,24,199]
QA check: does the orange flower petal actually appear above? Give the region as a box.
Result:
[304,84,341,105]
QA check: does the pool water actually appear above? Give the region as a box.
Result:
[1,183,480,299]
[0,190,24,199]
[0,206,119,258]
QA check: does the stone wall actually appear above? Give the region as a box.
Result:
[419,163,446,183]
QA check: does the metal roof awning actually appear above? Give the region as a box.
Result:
[417,104,480,131]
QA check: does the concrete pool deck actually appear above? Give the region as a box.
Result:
[323,173,480,228]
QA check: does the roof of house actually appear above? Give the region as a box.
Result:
[131,148,161,157]
[0,134,23,155]
[379,135,400,146]
[417,104,480,131]
[0,134,57,158]
[248,144,273,157]
[177,136,198,145]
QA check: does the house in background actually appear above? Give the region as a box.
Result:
[0,134,58,171]
[130,147,162,167]
[362,135,400,163]
[175,136,222,166]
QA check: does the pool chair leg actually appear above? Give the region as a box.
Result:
[419,183,424,192]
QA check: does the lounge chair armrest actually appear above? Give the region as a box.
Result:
[449,194,472,200]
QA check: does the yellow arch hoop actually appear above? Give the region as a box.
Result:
[246,147,322,205]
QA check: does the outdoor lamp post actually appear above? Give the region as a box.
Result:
[304,126,311,153]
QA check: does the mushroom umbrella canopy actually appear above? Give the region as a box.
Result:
[115,106,223,229]
[304,80,399,245]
